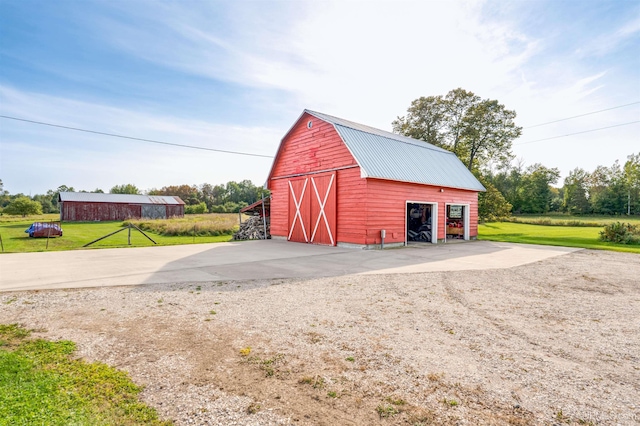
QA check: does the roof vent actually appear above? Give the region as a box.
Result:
[307,120,313,129]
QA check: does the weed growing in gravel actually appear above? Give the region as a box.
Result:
[3,297,17,305]
[345,356,355,362]
[376,404,400,418]
[209,310,217,315]
[245,354,285,378]
[442,398,459,406]
[246,403,261,414]
[386,396,407,406]
[327,391,338,398]
[555,409,571,422]
[299,375,325,389]
[239,347,251,356]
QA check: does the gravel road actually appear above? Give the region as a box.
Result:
[1,249,638,425]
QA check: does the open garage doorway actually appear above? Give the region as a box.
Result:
[406,202,437,244]
[446,203,470,241]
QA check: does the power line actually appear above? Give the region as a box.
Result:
[516,120,640,145]
[523,101,640,129]
[0,115,275,159]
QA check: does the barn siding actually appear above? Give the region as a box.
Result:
[269,113,361,241]
[61,202,184,221]
[166,205,184,218]
[335,166,367,244]
[364,178,478,244]
[270,113,357,178]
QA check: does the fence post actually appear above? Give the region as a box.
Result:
[46,220,52,250]
[261,195,267,240]
[128,223,131,245]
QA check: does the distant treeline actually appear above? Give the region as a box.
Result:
[482,153,640,217]
[2,152,639,218]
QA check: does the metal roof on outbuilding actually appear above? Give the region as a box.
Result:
[304,110,485,192]
[59,192,185,205]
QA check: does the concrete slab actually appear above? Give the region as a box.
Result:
[0,240,580,292]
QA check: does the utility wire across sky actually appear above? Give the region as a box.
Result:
[523,101,640,129]
[516,121,640,145]
[0,115,275,159]
[2,105,639,153]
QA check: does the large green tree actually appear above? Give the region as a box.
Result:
[624,153,640,215]
[393,88,522,171]
[477,175,512,221]
[563,168,591,215]
[518,164,560,214]
[4,196,43,217]
[110,184,140,194]
[588,162,627,215]
[148,184,200,204]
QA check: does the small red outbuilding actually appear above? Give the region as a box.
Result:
[266,110,485,248]
[59,192,185,222]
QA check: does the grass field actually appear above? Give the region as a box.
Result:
[0,324,170,425]
[479,222,640,254]
[0,214,241,253]
[508,213,640,227]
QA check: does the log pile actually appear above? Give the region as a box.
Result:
[233,216,270,240]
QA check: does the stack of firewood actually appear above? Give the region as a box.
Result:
[233,216,270,240]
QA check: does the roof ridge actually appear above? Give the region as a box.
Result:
[304,109,452,155]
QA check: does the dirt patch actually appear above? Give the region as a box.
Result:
[1,249,639,425]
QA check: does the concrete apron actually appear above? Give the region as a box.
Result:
[0,240,580,292]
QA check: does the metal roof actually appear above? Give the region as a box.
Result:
[304,110,485,192]
[59,192,185,205]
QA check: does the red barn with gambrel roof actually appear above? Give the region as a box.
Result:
[266,110,485,248]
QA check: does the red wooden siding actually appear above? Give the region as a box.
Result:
[61,202,184,221]
[334,166,367,244]
[364,178,478,244]
[61,202,142,221]
[270,113,357,178]
[166,205,184,218]
[269,113,359,240]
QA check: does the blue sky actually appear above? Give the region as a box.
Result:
[1,0,639,195]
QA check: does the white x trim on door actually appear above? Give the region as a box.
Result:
[310,174,335,246]
[288,178,309,242]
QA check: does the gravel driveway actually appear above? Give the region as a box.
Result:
[1,249,638,425]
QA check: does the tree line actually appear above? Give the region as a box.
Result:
[0,180,267,216]
[393,88,640,219]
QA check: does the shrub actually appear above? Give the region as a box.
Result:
[185,202,208,214]
[599,222,640,244]
[3,197,43,217]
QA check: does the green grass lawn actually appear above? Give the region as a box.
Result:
[0,214,237,253]
[479,222,640,254]
[0,324,170,425]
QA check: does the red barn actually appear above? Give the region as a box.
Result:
[266,110,485,248]
[59,192,185,221]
